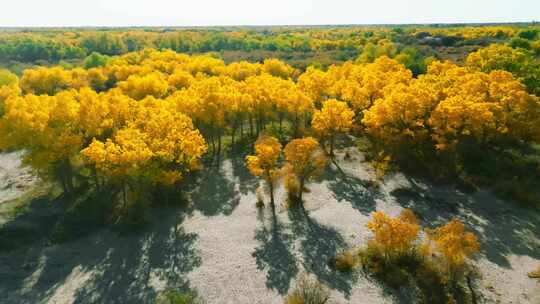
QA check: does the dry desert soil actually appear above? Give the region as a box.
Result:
[0,147,539,304]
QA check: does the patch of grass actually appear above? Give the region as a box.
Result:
[155,289,205,304]
[358,246,419,288]
[357,245,478,303]
[333,249,359,271]
[255,187,265,208]
[2,182,55,220]
[50,187,113,244]
[285,275,330,304]
[493,179,540,208]
[0,182,61,252]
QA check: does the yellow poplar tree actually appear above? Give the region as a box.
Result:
[246,135,282,211]
[311,99,355,155]
[283,137,327,203]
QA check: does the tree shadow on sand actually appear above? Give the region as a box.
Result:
[325,165,380,215]
[189,161,241,216]
[73,208,201,303]
[252,210,298,295]
[390,176,540,269]
[288,206,359,298]
[0,191,65,253]
[229,151,259,195]
[0,207,201,304]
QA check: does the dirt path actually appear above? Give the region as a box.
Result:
[0,149,538,303]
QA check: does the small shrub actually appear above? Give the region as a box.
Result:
[424,219,480,283]
[255,187,265,208]
[155,289,204,304]
[358,244,417,288]
[334,249,359,271]
[528,264,540,280]
[371,154,393,180]
[84,52,109,68]
[366,209,420,261]
[284,173,301,203]
[493,179,540,208]
[358,210,477,302]
[285,275,330,304]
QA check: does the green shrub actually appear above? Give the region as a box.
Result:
[509,37,531,50]
[84,52,109,68]
[519,29,539,40]
[155,289,204,304]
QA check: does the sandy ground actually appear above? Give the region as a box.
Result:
[0,151,39,226]
[0,151,38,203]
[0,147,539,304]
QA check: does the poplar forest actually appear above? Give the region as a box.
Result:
[0,24,539,304]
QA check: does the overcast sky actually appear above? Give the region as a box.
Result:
[1,0,539,27]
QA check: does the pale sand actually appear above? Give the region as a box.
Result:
[0,148,538,303]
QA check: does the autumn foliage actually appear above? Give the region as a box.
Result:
[246,135,282,209]
[424,219,480,282]
[0,44,539,216]
[282,137,327,203]
[366,209,420,260]
[361,209,480,302]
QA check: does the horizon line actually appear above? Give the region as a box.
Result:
[0,20,538,29]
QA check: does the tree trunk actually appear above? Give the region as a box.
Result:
[59,160,74,195]
[231,126,237,150]
[217,134,222,157]
[466,275,477,304]
[210,135,216,156]
[92,166,100,192]
[240,120,244,139]
[293,114,299,138]
[329,134,335,156]
[269,181,275,215]
[122,180,128,214]
[299,177,305,203]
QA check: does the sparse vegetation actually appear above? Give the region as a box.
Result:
[155,289,205,304]
[333,249,359,271]
[358,210,481,303]
[284,275,330,304]
[527,265,540,280]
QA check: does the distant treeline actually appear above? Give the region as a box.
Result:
[0,25,538,70]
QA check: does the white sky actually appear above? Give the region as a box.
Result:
[0,0,539,27]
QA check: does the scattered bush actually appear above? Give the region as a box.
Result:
[155,289,205,304]
[528,265,540,280]
[509,37,531,49]
[255,187,265,208]
[423,219,480,283]
[284,275,330,304]
[284,173,301,204]
[333,249,359,271]
[359,210,481,302]
[366,209,420,261]
[84,52,109,69]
